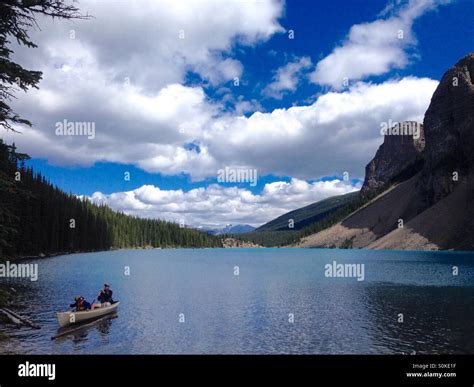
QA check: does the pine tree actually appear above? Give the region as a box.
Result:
[0,140,221,257]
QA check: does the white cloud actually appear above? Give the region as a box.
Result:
[18,0,284,88]
[202,76,438,180]
[90,178,360,228]
[310,0,449,89]
[5,0,285,179]
[233,96,264,115]
[3,0,439,184]
[4,76,438,181]
[194,57,244,86]
[263,56,312,99]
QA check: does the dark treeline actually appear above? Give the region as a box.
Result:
[229,230,299,247]
[0,140,221,257]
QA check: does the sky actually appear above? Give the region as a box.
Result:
[2,0,473,229]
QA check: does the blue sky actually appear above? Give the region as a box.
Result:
[4,0,473,228]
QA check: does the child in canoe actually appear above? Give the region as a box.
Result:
[70,296,103,311]
[69,296,92,311]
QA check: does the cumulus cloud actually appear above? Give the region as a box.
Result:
[89,179,360,228]
[233,96,264,115]
[310,0,449,89]
[203,76,438,180]
[4,0,285,179]
[4,76,438,180]
[3,0,438,184]
[11,0,284,90]
[262,56,312,99]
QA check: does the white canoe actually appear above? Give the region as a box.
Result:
[56,302,119,328]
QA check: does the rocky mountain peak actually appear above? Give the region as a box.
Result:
[361,121,424,196]
[419,52,474,204]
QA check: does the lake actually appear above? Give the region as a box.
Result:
[0,248,473,354]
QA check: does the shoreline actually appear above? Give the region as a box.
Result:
[0,244,466,266]
[0,244,230,264]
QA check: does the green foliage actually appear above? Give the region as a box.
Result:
[0,0,86,131]
[0,139,221,257]
[229,230,299,247]
[340,237,355,249]
[0,331,8,340]
[0,287,11,307]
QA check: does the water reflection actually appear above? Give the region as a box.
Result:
[365,284,474,354]
[0,249,472,354]
[53,314,118,344]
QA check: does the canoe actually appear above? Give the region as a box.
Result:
[56,302,119,328]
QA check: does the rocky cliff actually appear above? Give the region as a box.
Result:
[361,121,425,197]
[418,52,474,205]
[299,52,474,250]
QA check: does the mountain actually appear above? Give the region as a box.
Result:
[229,191,362,247]
[298,52,474,250]
[207,224,255,235]
[257,191,359,231]
[360,121,425,197]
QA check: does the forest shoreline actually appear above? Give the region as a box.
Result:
[0,236,266,268]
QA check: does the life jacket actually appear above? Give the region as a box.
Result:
[76,299,86,311]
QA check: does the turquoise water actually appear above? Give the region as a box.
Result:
[1,248,473,354]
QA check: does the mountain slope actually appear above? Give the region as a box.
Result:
[298,174,425,248]
[298,52,474,250]
[368,176,474,250]
[257,191,359,232]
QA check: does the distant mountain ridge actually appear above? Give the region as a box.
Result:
[257,191,359,231]
[207,224,255,235]
[231,191,363,247]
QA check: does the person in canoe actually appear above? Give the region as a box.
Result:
[69,296,92,311]
[97,283,114,306]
